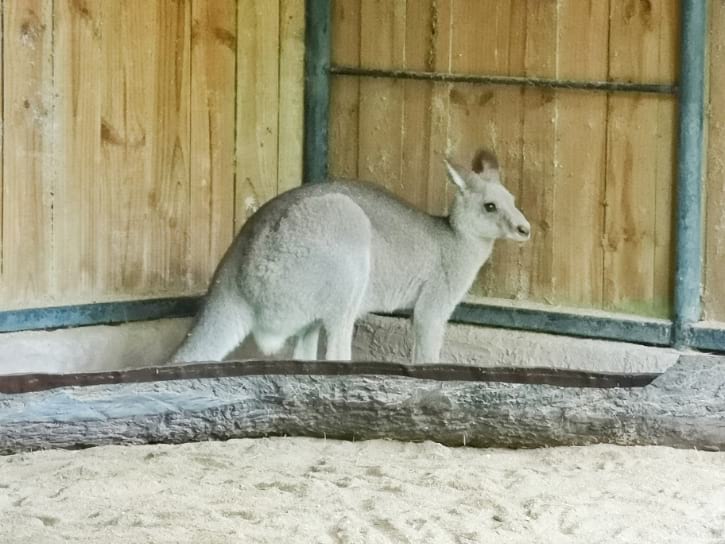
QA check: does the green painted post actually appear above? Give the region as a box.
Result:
[303,0,331,184]
[673,0,708,347]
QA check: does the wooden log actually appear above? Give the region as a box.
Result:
[0,356,723,454]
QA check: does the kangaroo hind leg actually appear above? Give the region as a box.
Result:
[169,296,252,364]
[323,255,369,361]
[293,323,321,360]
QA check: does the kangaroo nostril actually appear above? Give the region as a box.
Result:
[517,225,530,236]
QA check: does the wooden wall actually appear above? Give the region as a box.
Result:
[1,0,304,310]
[330,0,679,318]
[704,0,725,321]
[5,0,725,326]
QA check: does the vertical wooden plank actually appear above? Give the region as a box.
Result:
[703,0,725,320]
[651,95,676,318]
[605,0,675,317]
[357,0,406,190]
[449,0,526,77]
[277,0,305,193]
[147,0,191,296]
[2,1,54,308]
[0,2,3,295]
[550,0,610,308]
[604,95,658,315]
[189,0,237,289]
[329,0,361,179]
[448,0,527,300]
[52,0,103,302]
[96,0,130,295]
[424,0,452,217]
[235,0,280,229]
[653,1,679,319]
[519,0,558,302]
[399,0,435,210]
[98,0,191,297]
[447,0,527,183]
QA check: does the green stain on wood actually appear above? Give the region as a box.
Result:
[605,297,672,320]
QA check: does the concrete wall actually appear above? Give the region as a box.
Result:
[0,316,678,376]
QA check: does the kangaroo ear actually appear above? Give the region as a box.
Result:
[471,148,499,176]
[444,158,469,193]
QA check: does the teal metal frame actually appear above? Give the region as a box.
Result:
[329,65,678,96]
[0,298,200,334]
[312,0,710,351]
[673,0,708,347]
[302,0,331,184]
[0,0,718,353]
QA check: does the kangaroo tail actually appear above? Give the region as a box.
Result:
[169,293,252,364]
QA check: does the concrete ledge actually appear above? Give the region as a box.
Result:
[353,315,679,373]
[0,315,680,375]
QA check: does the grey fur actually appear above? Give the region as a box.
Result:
[170,152,530,363]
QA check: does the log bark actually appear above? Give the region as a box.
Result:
[0,355,723,454]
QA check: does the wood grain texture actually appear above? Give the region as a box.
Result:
[424,0,452,216]
[550,0,609,308]
[0,0,686,322]
[399,1,435,211]
[188,0,237,288]
[1,355,722,454]
[448,0,527,300]
[277,0,305,194]
[0,0,306,310]
[2,1,55,308]
[604,0,677,317]
[329,0,361,179]
[50,1,193,302]
[357,0,407,193]
[519,0,558,302]
[235,0,280,229]
[652,2,678,318]
[105,1,191,298]
[52,0,104,301]
[327,0,680,317]
[704,0,725,320]
[0,7,2,301]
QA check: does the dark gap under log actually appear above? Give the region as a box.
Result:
[0,355,723,454]
[0,360,660,394]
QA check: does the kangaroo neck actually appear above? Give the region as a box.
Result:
[439,222,495,290]
[429,232,494,308]
[456,232,495,267]
[444,215,496,265]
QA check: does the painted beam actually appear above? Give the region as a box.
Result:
[329,65,677,95]
[388,303,672,347]
[450,304,673,346]
[0,297,201,334]
[673,0,708,346]
[690,324,725,353]
[302,0,331,184]
[0,295,673,348]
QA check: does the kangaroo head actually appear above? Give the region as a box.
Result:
[445,149,530,242]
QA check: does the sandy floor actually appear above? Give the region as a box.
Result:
[0,438,723,544]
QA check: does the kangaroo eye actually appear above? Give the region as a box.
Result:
[484,202,497,213]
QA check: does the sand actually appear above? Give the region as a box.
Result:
[0,438,723,543]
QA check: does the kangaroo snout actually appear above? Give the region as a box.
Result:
[509,210,531,241]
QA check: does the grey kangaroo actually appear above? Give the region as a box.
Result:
[170,149,530,364]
